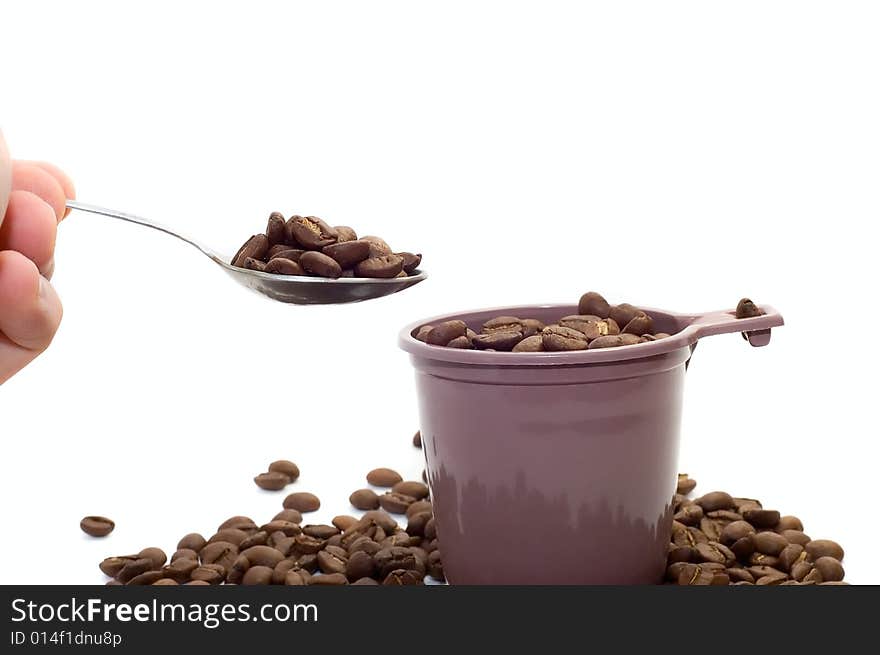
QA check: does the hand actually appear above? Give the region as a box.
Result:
[0,129,74,384]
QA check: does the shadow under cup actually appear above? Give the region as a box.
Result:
[400,305,701,585]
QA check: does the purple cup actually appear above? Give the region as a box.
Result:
[399,303,784,584]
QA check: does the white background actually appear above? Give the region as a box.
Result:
[1,1,877,584]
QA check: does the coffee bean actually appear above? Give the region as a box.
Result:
[117,558,154,584]
[445,335,473,348]
[743,508,781,529]
[266,212,287,246]
[99,556,138,578]
[677,474,697,495]
[752,531,789,556]
[153,579,179,586]
[699,519,722,542]
[805,539,844,561]
[350,488,380,510]
[803,568,824,584]
[354,254,404,278]
[289,216,338,249]
[241,565,273,585]
[242,545,284,568]
[317,550,348,575]
[379,492,416,514]
[310,572,349,585]
[232,234,269,267]
[383,569,424,585]
[367,468,403,487]
[254,471,290,491]
[177,533,207,552]
[191,565,226,584]
[200,542,239,571]
[405,500,433,519]
[720,520,755,545]
[622,313,653,336]
[726,567,755,584]
[244,257,267,272]
[397,252,422,274]
[284,570,306,585]
[80,516,115,537]
[813,556,844,582]
[482,316,523,333]
[335,226,358,242]
[542,325,589,351]
[126,571,166,586]
[161,558,199,582]
[264,257,305,275]
[782,529,811,546]
[756,572,788,585]
[608,303,641,329]
[209,529,249,546]
[778,544,806,572]
[301,251,343,278]
[777,516,804,532]
[412,431,422,448]
[473,330,524,351]
[674,505,704,527]
[426,320,467,347]
[695,491,736,512]
[695,542,735,566]
[735,298,764,319]
[218,516,258,533]
[303,524,340,540]
[260,520,302,537]
[322,240,371,269]
[791,560,813,582]
[392,481,429,500]
[268,460,300,482]
[266,244,298,260]
[729,536,756,561]
[748,552,780,568]
[578,292,611,318]
[273,509,303,524]
[345,550,376,581]
[283,492,321,513]
[332,515,358,532]
[226,555,250,584]
[138,547,167,570]
[512,335,544,352]
[184,580,211,586]
[588,335,625,349]
[707,509,742,522]
[520,318,545,337]
[171,548,198,563]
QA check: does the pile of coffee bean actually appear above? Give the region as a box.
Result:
[231,213,422,279]
[416,293,767,352]
[668,474,847,585]
[254,460,301,491]
[415,291,671,352]
[99,463,442,586]
[96,441,845,585]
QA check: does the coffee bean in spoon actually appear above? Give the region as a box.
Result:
[264,258,305,275]
[266,212,287,246]
[578,291,611,318]
[231,234,269,268]
[736,298,765,319]
[397,252,422,273]
[335,226,358,242]
[322,240,371,269]
[360,236,393,257]
[289,216,338,249]
[354,254,404,278]
[300,251,343,279]
[244,257,267,272]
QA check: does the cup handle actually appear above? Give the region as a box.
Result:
[685,304,784,347]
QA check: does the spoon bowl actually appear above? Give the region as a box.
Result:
[66,200,427,304]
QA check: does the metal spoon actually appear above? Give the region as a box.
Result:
[65,201,427,304]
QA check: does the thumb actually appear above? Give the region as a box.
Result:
[0,129,10,230]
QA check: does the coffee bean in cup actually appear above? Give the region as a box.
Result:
[231,212,422,279]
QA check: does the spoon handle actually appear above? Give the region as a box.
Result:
[65,200,218,260]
